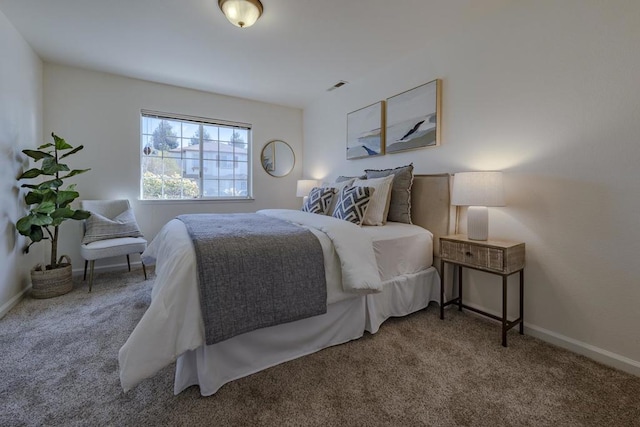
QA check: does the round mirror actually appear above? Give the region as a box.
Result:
[261,140,295,177]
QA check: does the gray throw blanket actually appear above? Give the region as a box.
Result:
[177,213,327,345]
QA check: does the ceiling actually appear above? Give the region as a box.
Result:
[0,0,509,108]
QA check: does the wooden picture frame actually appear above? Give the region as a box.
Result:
[385,79,441,154]
[346,101,385,160]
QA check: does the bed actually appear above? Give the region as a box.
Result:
[118,174,454,396]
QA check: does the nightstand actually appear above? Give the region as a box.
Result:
[439,234,525,347]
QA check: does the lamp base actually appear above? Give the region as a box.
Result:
[467,206,488,241]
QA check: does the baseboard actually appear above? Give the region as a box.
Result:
[525,325,640,377]
[447,302,640,377]
[0,286,31,319]
[71,261,145,277]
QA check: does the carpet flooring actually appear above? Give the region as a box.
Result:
[1,268,639,426]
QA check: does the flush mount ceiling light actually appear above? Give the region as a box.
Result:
[218,0,263,28]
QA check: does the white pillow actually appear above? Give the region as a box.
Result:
[353,175,394,225]
[321,178,355,215]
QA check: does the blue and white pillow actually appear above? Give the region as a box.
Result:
[302,187,335,215]
[332,186,373,226]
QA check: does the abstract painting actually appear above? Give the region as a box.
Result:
[385,79,441,154]
[346,101,384,160]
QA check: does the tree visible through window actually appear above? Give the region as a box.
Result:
[140,112,251,199]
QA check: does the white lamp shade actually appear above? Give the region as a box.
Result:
[451,171,505,207]
[296,179,318,197]
[219,0,263,28]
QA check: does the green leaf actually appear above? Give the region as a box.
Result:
[56,190,79,207]
[24,191,44,205]
[60,169,90,179]
[41,157,54,171]
[22,149,53,161]
[31,213,53,226]
[59,145,84,159]
[16,216,33,234]
[21,183,39,189]
[17,216,49,237]
[41,190,57,204]
[52,133,72,150]
[41,157,70,175]
[28,225,44,242]
[37,178,63,190]
[18,168,42,180]
[34,201,56,215]
[37,143,54,150]
[51,207,74,219]
[71,209,91,220]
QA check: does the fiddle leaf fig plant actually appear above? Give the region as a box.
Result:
[16,133,91,270]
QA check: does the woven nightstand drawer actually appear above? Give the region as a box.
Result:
[440,235,524,274]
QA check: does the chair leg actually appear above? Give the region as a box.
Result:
[89,260,95,292]
[126,254,131,272]
[83,260,88,281]
[141,253,147,280]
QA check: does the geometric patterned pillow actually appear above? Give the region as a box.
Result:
[332,186,373,226]
[302,187,335,215]
[320,178,356,216]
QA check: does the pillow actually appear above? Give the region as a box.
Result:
[321,178,356,215]
[332,186,373,226]
[336,175,366,183]
[352,175,394,226]
[301,187,335,215]
[82,208,143,244]
[365,164,414,224]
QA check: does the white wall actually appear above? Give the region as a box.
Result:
[43,64,303,272]
[304,0,640,372]
[0,9,43,316]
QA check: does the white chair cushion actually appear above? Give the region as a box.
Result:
[80,237,147,260]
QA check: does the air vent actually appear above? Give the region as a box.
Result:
[327,80,348,91]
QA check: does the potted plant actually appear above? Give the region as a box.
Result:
[16,133,91,298]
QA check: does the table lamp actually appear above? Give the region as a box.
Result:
[296,179,318,205]
[451,171,505,241]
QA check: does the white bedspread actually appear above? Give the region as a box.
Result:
[119,210,381,392]
[258,209,381,293]
[362,222,433,280]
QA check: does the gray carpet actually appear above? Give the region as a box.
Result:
[1,269,639,426]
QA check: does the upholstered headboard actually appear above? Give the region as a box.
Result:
[410,174,456,272]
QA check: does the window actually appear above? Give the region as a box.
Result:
[140,111,251,200]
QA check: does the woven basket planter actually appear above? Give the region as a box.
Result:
[30,255,73,299]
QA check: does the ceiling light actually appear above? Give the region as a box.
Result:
[218,0,263,28]
[327,81,348,91]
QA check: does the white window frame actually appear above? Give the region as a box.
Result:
[140,110,253,201]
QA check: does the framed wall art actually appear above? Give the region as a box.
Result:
[346,101,385,160]
[385,79,441,154]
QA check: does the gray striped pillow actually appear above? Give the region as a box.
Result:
[82,208,143,244]
[365,164,414,224]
